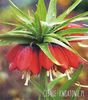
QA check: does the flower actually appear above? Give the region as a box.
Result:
[1,0,88,86]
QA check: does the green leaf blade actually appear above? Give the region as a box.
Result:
[66,36,88,41]
[46,0,57,23]
[71,86,81,100]
[36,0,46,21]
[57,28,88,36]
[53,11,88,32]
[54,65,83,100]
[48,74,66,91]
[56,0,82,22]
[31,79,44,94]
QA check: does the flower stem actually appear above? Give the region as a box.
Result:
[39,69,48,100]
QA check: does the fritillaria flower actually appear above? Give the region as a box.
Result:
[0,0,88,86]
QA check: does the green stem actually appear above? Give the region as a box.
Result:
[39,69,48,100]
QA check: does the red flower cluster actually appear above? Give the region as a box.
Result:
[7,44,83,74]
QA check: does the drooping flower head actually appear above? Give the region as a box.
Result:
[1,0,88,85]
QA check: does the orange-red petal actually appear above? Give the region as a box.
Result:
[16,47,33,71]
[7,45,23,62]
[63,47,82,68]
[39,50,53,70]
[29,50,41,74]
[49,45,69,73]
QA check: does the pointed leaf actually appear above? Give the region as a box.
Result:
[71,17,88,22]
[8,30,33,35]
[71,86,81,100]
[31,79,44,94]
[66,36,88,41]
[48,74,66,91]
[46,0,57,22]
[53,11,88,32]
[36,0,46,20]
[0,33,33,39]
[9,0,30,20]
[0,38,29,46]
[56,0,82,22]
[78,43,88,48]
[1,22,20,27]
[54,65,83,100]
[58,28,88,36]
[0,33,33,45]
[18,21,36,34]
[0,41,13,46]
[45,34,69,45]
[9,0,33,29]
[32,14,42,35]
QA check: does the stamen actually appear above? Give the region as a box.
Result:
[24,73,30,86]
[78,43,88,48]
[66,70,71,80]
[49,70,53,81]
[53,70,58,77]
[83,24,88,27]
[70,68,74,74]
[21,71,26,79]
[30,42,33,47]
[47,71,50,77]
[22,74,25,79]
[54,66,57,72]
[75,83,88,88]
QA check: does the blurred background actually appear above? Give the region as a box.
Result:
[0,0,88,100]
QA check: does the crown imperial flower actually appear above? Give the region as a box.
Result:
[1,0,88,86]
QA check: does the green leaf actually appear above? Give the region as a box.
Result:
[0,22,20,27]
[71,86,81,100]
[53,11,88,32]
[0,33,33,39]
[71,17,88,22]
[46,0,57,22]
[30,79,44,94]
[66,36,88,41]
[78,43,88,48]
[0,38,29,46]
[54,65,83,100]
[48,74,66,91]
[32,14,42,35]
[36,0,46,21]
[0,33,33,46]
[55,0,82,22]
[37,43,61,66]
[0,41,13,46]
[9,0,33,29]
[9,0,30,21]
[8,30,33,35]
[18,21,36,34]
[9,0,37,35]
[45,34,69,45]
[57,28,88,36]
